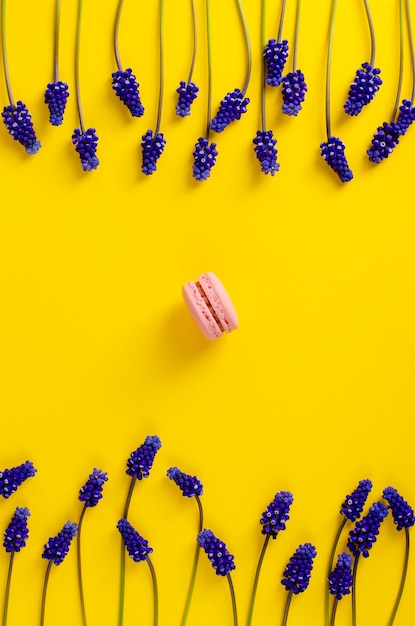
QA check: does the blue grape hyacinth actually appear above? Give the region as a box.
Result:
[112,68,144,117]
[340,479,373,522]
[383,486,415,531]
[260,491,293,538]
[253,130,279,175]
[328,552,353,600]
[42,521,77,565]
[192,137,218,181]
[141,130,166,175]
[344,62,382,116]
[198,529,235,576]
[167,466,203,497]
[2,102,41,154]
[367,122,400,163]
[3,507,30,553]
[117,518,153,562]
[0,460,37,499]
[210,88,250,133]
[395,99,415,136]
[126,435,162,479]
[347,501,388,558]
[281,70,307,116]
[44,81,69,125]
[79,468,108,508]
[176,81,199,117]
[72,128,99,171]
[281,543,317,594]
[320,136,353,182]
[264,39,289,87]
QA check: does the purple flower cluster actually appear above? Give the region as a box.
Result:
[192,138,218,181]
[383,486,415,531]
[176,81,199,117]
[210,88,250,133]
[260,490,293,539]
[112,68,144,118]
[126,435,162,479]
[320,136,353,182]
[344,62,382,116]
[72,128,99,171]
[0,461,37,499]
[281,70,307,116]
[395,99,415,136]
[117,518,153,562]
[347,501,388,558]
[3,507,30,553]
[79,468,108,508]
[2,102,41,154]
[42,521,77,565]
[367,122,400,163]
[281,543,317,594]
[328,552,353,600]
[340,479,372,522]
[264,39,289,87]
[253,130,279,175]
[197,529,235,576]
[44,81,70,126]
[141,130,167,175]
[167,466,203,497]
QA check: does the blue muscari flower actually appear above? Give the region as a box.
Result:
[72,128,99,171]
[344,62,382,116]
[42,521,77,565]
[281,70,307,116]
[367,122,400,163]
[395,99,415,136]
[340,479,372,522]
[167,466,203,497]
[320,136,353,182]
[253,130,279,175]
[126,435,162,479]
[44,81,69,125]
[198,529,235,576]
[112,68,144,117]
[3,507,30,553]
[383,486,415,531]
[2,101,41,154]
[260,491,293,538]
[192,137,218,181]
[141,130,166,175]
[117,518,153,562]
[176,81,199,117]
[79,468,108,508]
[328,552,353,600]
[0,460,37,499]
[281,543,317,594]
[210,88,250,133]
[264,39,289,87]
[347,501,388,558]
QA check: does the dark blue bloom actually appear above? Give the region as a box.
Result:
[340,479,372,522]
[383,487,415,531]
[192,137,218,181]
[281,70,307,116]
[167,466,203,497]
[2,101,41,154]
[44,81,69,125]
[328,552,353,600]
[320,136,353,182]
[176,81,199,117]
[117,518,153,562]
[347,501,388,558]
[260,490,293,538]
[281,543,317,594]
[112,68,144,118]
[126,435,162,479]
[395,99,415,136]
[344,62,382,116]
[264,39,289,87]
[42,521,77,565]
[72,128,99,171]
[141,130,166,175]
[367,122,400,163]
[210,88,250,133]
[253,130,279,175]
[3,507,30,553]
[0,461,37,499]
[197,529,235,576]
[79,468,108,508]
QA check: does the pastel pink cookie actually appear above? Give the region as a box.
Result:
[182,272,238,341]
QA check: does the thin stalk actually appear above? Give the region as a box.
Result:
[277,0,288,43]
[119,475,138,626]
[1,0,14,107]
[2,552,14,626]
[386,528,410,626]
[75,0,85,132]
[260,0,266,131]
[325,0,340,139]
[292,0,302,71]
[154,0,165,136]
[53,0,62,82]
[330,597,339,626]
[187,0,197,85]
[114,0,125,71]
[180,495,204,626]
[325,518,347,626]
[351,554,360,626]
[405,0,415,102]
[227,573,238,626]
[205,0,212,140]
[392,0,405,122]
[235,0,252,95]
[246,535,271,626]
[146,556,159,626]
[363,0,376,67]
[40,561,53,626]
[77,505,88,626]
[281,590,293,626]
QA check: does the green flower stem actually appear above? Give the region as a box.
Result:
[277,0,288,43]
[405,0,415,102]
[146,556,159,626]
[1,0,14,107]
[235,0,252,96]
[114,0,125,71]
[292,0,302,72]
[351,554,360,626]
[154,0,165,136]
[325,0,340,139]
[363,0,376,67]
[392,0,404,122]
[246,534,270,626]
[329,597,339,626]
[260,0,267,132]
[226,573,238,626]
[324,517,347,626]
[281,590,293,626]
[53,0,63,82]
[386,528,410,626]
[77,504,88,626]
[205,0,212,140]
[180,495,204,626]
[187,0,197,85]
[119,474,138,626]
[40,561,53,626]
[75,0,85,132]
[2,552,14,626]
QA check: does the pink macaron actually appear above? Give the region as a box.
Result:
[182,272,239,341]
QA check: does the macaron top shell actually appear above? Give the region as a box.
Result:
[198,272,238,333]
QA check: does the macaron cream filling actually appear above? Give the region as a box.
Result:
[195,281,225,333]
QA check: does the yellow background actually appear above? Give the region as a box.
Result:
[0,0,414,625]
